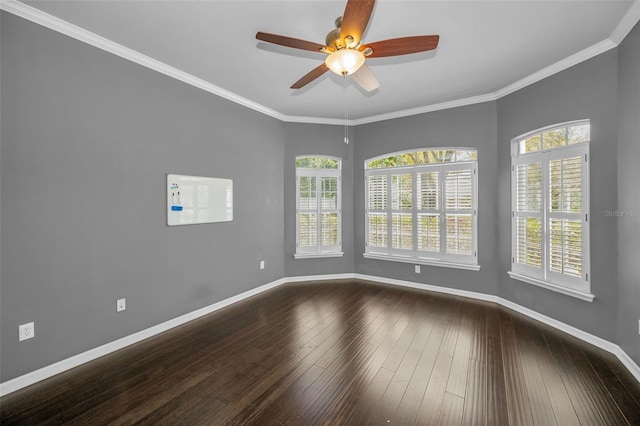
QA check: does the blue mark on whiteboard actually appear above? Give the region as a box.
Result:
[170,182,183,211]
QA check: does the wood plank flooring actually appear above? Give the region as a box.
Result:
[2,279,639,425]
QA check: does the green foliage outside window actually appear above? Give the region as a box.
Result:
[367,149,477,169]
[519,122,590,154]
[296,157,339,169]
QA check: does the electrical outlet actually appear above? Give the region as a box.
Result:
[19,322,35,342]
[117,298,126,312]
[260,260,265,270]
[415,265,421,274]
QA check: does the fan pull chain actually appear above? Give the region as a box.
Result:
[343,76,349,144]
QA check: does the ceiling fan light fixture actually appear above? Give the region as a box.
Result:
[325,49,365,76]
[257,0,440,90]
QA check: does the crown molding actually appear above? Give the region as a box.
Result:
[610,0,640,44]
[493,0,640,100]
[493,38,618,100]
[0,0,289,122]
[281,115,346,126]
[1,0,639,126]
[350,93,498,125]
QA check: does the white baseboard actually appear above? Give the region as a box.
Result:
[354,273,499,304]
[351,273,640,384]
[262,273,640,383]
[503,301,640,383]
[2,273,638,396]
[0,277,289,397]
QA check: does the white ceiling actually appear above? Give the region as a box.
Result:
[13,0,640,123]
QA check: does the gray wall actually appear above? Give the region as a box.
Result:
[497,50,620,344]
[353,102,500,296]
[283,123,355,277]
[2,10,639,383]
[1,13,285,381]
[617,22,640,364]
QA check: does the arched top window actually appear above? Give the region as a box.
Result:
[510,120,592,301]
[295,156,342,259]
[515,120,590,155]
[364,147,479,270]
[366,148,477,169]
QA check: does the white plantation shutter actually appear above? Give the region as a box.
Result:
[417,172,440,253]
[296,158,342,257]
[445,170,473,210]
[297,175,317,249]
[516,217,542,268]
[321,177,338,209]
[446,215,473,255]
[367,175,388,252]
[367,175,387,210]
[445,168,474,257]
[547,147,588,289]
[391,174,413,210]
[368,212,388,250]
[298,176,317,209]
[391,213,413,250]
[418,172,439,210]
[391,174,413,252]
[417,214,440,252]
[511,132,590,295]
[320,177,339,247]
[513,158,544,278]
[298,213,317,247]
[549,219,582,277]
[321,213,338,246]
[365,155,477,266]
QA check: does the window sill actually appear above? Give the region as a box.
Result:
[363,253,480,271]
[507,271,594,302]
[294,252,344,259]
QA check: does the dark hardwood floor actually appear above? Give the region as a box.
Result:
[2,279,639,425]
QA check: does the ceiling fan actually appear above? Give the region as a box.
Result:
[256,0,439,92]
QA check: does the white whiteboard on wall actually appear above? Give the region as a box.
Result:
[167,174,233,226]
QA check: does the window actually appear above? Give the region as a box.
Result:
[295,156,342,258]
[364,149,479,270]
[509,120,592,301]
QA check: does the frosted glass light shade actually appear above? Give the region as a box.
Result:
[325,49,365,76]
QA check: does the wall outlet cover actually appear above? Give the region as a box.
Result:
[19,322,35,341]
[117,298,126,312]
[260,260,265,270]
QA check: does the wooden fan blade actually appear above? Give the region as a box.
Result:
[363,35,440,58]
[256,32,325,53]
[291,63,329,89]
[352,64,379,92]
[340,0,375,46]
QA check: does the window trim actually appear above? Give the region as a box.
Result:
[363,252,481,271]
[295,156,343,259]
[507,271,594,302]
[364,148,479,270]
[510,121,592,301]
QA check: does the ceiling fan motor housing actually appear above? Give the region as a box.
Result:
[326,16,344,49]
